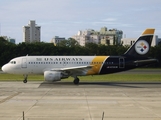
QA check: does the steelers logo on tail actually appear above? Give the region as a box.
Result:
[135,40,149,55]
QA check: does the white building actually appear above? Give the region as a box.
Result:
[121,35,161,46]
[73,30,100,46]
[72,27,123,46]
[23,20,41,43]
[121,38,136,46]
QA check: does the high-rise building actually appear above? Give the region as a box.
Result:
[23,20,41,43]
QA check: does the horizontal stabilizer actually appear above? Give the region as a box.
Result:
[134,59,158,63]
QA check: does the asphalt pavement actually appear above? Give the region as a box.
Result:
[0,81,161,120]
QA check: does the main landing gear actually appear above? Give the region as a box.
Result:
[23,75,28,83]
[73,77,79,85]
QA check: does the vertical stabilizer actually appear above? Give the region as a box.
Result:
[124,29,155,58]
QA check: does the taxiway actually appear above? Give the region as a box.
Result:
[0,81,161,120]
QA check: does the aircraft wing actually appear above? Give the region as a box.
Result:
[51,65,93,75]
[51,65,92,71]
[60,65,93,71]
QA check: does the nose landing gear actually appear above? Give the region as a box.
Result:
[23,75,28,83]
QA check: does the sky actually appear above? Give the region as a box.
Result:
[0,0,161,43]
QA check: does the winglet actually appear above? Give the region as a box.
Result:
[142,29,155,35]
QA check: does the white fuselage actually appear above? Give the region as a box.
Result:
[2,56,108,76]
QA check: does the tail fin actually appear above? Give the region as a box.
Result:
[124,29,155,58]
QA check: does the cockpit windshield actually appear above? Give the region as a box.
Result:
[10,61,16,64]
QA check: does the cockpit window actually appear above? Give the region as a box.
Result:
[10,61,16,64]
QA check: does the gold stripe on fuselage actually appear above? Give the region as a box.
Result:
[87,56,109,75]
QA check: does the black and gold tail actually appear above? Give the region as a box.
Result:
[124,29,155,58]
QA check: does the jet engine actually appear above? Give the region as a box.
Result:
[44,71,62,82]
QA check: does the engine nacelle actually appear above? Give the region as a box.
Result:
[44,71,61,82]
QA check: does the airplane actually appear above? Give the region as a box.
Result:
[2,29,158,84]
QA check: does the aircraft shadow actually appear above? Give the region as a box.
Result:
[38,81,161,88]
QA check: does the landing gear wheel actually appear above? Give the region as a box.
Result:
[23,79,27,83]
[23,75,28,83]
[73,78,79,85]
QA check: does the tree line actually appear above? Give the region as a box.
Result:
[0,37,161,67]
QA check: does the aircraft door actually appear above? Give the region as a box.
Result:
[119,58,125,68]
[22,58,27,68]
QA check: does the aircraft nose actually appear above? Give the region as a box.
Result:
[2,64,8,73]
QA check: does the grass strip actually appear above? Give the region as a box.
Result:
[0,73,161,82]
